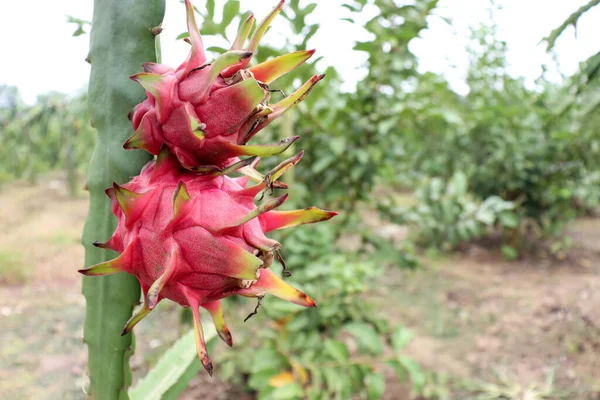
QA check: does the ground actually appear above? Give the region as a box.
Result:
[0,177,598,399]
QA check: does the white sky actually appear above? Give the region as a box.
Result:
[0,0,598,104]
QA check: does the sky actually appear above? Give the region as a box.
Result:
[0,0,598,104]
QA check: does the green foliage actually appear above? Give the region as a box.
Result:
[215,222,426,398]
[290,0,440,219]
[0,86,94,195]
[460,24,597,236]
[129,328,217,400]
[398,12,600,253]
[66,15,91,37]
[393,172,516,251]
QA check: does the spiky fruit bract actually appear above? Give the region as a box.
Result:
[127,0,323,169]
[80,148,336,375]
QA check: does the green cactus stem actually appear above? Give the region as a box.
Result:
[81,0,164,398]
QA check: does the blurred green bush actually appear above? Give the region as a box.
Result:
[0,86,94,195]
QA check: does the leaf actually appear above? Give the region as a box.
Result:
[391,326,413,352]
[206,46,227,54]
[252,348,285,373]
[499,211,519,228]
[343,323,382,355]
[366,372,385,400]
[341,4,360,12]
[501,245,518,261]
[324,339,349,362]
[286,312,311,332]
[329,137,346,155]
[475,207,495,226]
[304,3,318,15]
[249,369,282,390]
[222,1,240,31]
[129,327,217,400]
[311,155,335,174]
[66,15,90,37]
[304,24,319,45]
[323,367,343,394]
[354,41,374,53]
[272,382,305,400]
[398,355,425,392]
[386,359,407,382]
[206,0,215,18]
[448,171,468,197]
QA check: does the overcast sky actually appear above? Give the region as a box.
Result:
[1,0,598,104]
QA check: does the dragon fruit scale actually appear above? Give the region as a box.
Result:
[127,0,324,170]
[79,147,337,375]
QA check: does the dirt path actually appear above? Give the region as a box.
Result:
[0,178,88,399]
[378,226,600,398]
[1,180,599,399]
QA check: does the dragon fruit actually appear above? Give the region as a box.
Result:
[127,0,323,169]
[79,147,336,375]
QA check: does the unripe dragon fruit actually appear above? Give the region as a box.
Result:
[127,0,323,169]
[79,147,336,375]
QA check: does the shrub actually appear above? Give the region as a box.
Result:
[392,172,516,251]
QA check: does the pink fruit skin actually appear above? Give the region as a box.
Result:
[126,0,322,169]
[81,148,336,374]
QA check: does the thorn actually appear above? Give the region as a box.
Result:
[151,24,163,36]
[230,13,255,51]
[79,240,137,276]
[184,286,213,376]
[228,194,288,230]
[263,151,304,193]
[189,164,222,173]
[78,259,121,276]
[203,301,233,347]
[206,157,257,177]
[112,183,141,214]
[250,50,315,84]
[121,302,152,335]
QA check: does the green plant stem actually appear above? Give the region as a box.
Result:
[82,0,164,398]
[544,0,600,50]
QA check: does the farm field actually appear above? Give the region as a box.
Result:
[1,177,598,399]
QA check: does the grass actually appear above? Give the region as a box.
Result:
[461,366,573,400]
[47,231,79,245]
[0,249,30,285]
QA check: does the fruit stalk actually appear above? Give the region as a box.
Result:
[81,0,164,398]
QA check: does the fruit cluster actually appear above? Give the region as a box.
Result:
[79,0,335,375]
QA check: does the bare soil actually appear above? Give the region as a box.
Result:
[1,179,599,399]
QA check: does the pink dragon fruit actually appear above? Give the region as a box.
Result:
[127,0,323,170]
[79,147,336,375]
